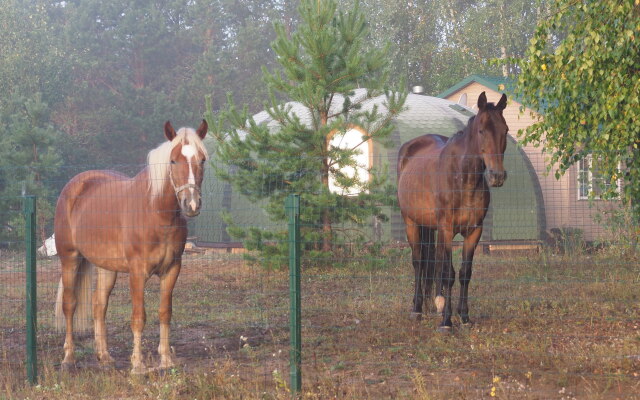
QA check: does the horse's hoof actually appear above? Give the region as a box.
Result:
[460,319,473,328]
[409,312,423,321]
[157,354,177,371]
[156,364,177,374]
[97,353,115,365]
[437,325,453,334]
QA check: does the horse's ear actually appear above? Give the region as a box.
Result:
[196,119,208,140]
[477,92,487,111]
[497,93,507,111]
[164,121,177,141]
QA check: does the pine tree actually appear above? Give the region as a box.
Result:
[207,0,406,268]
[0,93,63,245]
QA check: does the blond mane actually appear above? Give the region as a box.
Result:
[147,127,208,200]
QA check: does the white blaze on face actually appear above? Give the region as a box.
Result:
[181,144,198,211]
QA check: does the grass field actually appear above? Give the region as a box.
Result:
[0,246,639,399]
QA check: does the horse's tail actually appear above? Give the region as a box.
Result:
[54,259,94,333]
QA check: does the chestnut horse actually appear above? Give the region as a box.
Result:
[54,120,208,373]
[397,92,508,331]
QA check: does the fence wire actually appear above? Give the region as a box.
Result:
[0,150,638,398]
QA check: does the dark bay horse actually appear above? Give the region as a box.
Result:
[54,120,208,373]
[397,92,508,331]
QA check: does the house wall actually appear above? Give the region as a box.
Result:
[444,82,618,241]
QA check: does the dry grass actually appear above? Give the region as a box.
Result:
[1,247,639,399]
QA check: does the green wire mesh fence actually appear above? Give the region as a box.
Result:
[0,150,638,398]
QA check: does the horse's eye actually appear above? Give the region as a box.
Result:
[171,160,176,165]
[200,159,206,166]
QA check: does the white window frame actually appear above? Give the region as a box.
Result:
[577,155,621,200]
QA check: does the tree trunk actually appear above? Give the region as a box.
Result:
[499,1,508,77]
[501,46,508,77]
[321,110,332,252]
[132,44,145,89]
[321,161,332,252]
[628,147,640,257]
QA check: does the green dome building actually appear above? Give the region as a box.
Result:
[194,90,544,247]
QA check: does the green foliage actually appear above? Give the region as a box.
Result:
[0,0,71,110]
[184,0,290,113]
[55,0,202,167]
[514,0,640,213]
[593,203,639,257]
[0,0,552,247]
[0,0,292,240]
[208,0,407,268]
[355,0,549,95]
[40,0,286,168]
[0,94,63,244]
[0,0,70,244]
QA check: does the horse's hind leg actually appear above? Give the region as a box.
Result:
[405,219,424,319]
[435,225,455,331]
[157,262,181,370]
[421,227,436,313]
[93,267,117,365]
[458,227,482,325]
[59,252,81,369]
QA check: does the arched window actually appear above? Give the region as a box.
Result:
[327,127,371,196]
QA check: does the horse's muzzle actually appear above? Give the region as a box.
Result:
[179,194,202,217]
[486,169,507,187]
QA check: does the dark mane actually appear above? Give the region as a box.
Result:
[467,115,476,126]
[449,102,499,142]
[447,115,475,144]
[463,115,475,132]
[461,115,477,135]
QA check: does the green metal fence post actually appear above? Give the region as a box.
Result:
[285,194,301,394]
[23,195,38,384]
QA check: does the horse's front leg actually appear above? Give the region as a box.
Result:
[459,227,482,325]
[435,225,455,332]
[129,265,149,374]
[157,262,181,370]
